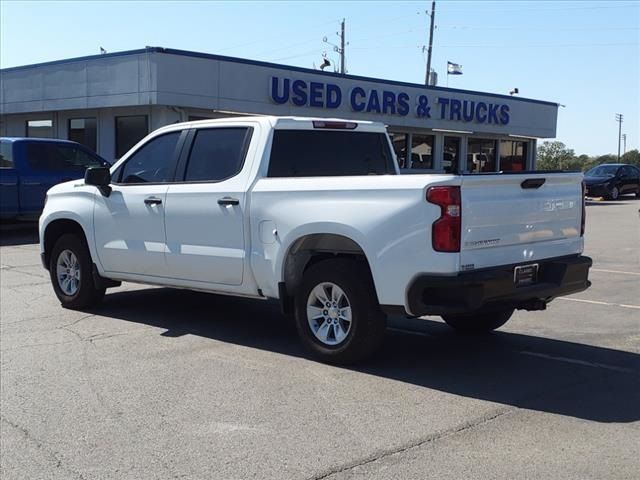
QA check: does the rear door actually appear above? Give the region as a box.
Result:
[621,166,638,194]
[163,126,254,286]
[459,173,584,270]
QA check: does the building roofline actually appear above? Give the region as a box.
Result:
[0,46,559,107]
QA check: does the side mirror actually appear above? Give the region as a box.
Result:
[85,167,112,196]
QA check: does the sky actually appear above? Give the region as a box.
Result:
[1,0,638,156]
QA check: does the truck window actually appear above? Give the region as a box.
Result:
[183,128,251,182]
[118,132,180,184]
[0,141,13,168]
[26,143,103,171]
[267,130,394,177]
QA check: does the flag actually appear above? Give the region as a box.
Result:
[447,61,463,75]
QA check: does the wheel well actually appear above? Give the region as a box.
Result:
[280,234,375,312]
[43,219,87,269]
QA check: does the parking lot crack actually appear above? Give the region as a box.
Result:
[308,406,514,480]
[1,416,87,479]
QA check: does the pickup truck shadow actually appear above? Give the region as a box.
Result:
[95,287,639,424]
[0,222,39,246]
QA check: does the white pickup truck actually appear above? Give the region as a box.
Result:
[39,116,592,363]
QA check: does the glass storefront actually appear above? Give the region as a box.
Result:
[68,118,97,152]
[115,115,148,159]
[26,119,53,138]
[443,136,460,174]
[410,134,435,169]
[386,131,530,174]
[389,132,408,168]
[500,140,528,171]
[467,138,497,173]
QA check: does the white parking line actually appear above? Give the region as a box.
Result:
[519,351,634,374]
[591,268,640,276]
[557,297,640,310]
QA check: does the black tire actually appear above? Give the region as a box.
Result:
[442,307,514,334]
[608,186,620,201]
[49,233,105,309]
[294,258,386,364]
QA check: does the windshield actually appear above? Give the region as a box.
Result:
[586,165,619,177]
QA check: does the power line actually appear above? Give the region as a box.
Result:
[437,25,639,31]
[215,17,340,53]
[350,42,637,50]
[436,3,639,13]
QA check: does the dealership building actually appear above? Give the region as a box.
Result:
[0,47,558,172]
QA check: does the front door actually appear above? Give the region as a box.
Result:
[93,131,183,277]
[93,184,169,276]
[164,127,252,285]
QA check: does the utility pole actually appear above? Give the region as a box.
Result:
[615,113,623,161]
[425,1,436,85]
[340,18,346,75]
[622,133,627,154]
[323,20,347,74]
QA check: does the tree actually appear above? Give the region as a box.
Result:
[621,149,640,166]
[536,141,577,170]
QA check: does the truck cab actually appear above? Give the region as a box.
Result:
[0,137,107,219]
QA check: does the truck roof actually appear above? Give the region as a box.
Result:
[162,116,388,133]
[0,137,80,145]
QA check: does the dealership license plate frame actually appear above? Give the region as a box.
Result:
[514,263,539,287]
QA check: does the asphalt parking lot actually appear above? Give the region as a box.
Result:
[1,198,639,480]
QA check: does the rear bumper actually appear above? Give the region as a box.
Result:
[585,183,610,197]
[407,255,592,316]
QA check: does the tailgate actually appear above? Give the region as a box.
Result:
[460,172,584,270]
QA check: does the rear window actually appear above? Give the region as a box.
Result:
[267,130,395,177]
[0,141,13,168]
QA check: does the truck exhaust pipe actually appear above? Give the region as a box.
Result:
[517,299,547,311]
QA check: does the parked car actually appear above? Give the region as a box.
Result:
[584,163,640,200]
[39,117,591,364]
[0,137,108,220]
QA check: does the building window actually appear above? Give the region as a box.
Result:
[467,138,497,173]
[443,136,461,173]
[115,115,148,159]
[69,118,97,152]
[500,140,528,171]
[26,120,53,138]
[389,132,408,168]
[410,134,435,169]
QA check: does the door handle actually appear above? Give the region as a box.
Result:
[521,178,545,189]
[217,196,239,206]
[144,196,163,206]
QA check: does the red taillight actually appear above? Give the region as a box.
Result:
[581,181,586,236]
[427,186,461,252]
